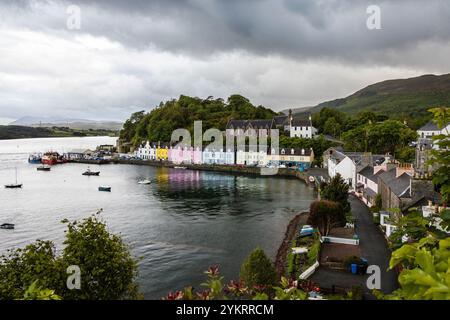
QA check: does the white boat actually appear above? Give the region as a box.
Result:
[173,166,187,170]
[138,179,152,185]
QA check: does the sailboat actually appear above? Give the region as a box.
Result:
[5,168,22,189]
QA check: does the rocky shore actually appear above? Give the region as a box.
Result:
[274,211,309,278]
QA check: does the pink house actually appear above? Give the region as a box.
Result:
[182,146,194,164]
[193,146,202,164]
[169,145,184,164]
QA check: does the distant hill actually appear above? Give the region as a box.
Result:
[10,116,123,131]
[291,73,450,126]
[0,125,118,140]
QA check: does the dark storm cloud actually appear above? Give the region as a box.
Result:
[4,0,450,62]
[0,0,449,121]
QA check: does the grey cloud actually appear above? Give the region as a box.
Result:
[0,0,449,121]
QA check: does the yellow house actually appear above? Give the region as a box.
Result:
[156,143,169,161]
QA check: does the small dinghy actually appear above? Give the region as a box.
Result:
[83,168,100,176]
[174,166,187,170]
[98,186,111,192]
[138,179,151,185]
[37,165,51,171]
[5,168,22,188]
[0,223,15,230]
[5,184,22,189]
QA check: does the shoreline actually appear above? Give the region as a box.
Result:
[69,158,324,185]
[274,211,309,278]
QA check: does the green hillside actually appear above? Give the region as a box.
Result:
[295,73,450,128]
[119,94,277,146]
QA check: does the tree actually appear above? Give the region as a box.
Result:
[0,213,140,300]
[380,237,450,300]
[240,248,277,291]
[307,200,346,235]
[428,107,450,204]
[320,173,351,213]
[323,117,341,138]
[61,214,140,300]
[0,240,65,300]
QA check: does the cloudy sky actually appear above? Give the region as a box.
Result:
[0,0,449,123]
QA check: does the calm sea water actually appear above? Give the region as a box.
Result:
[0,137,316,299]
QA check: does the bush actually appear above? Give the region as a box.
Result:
[240,248,277,291]
[0,213,140,300]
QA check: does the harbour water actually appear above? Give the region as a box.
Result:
[0,137,316,299]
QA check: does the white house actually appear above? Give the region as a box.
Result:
[417,121,450,140]
[136,141,156,160]
[203,147,234,165]
[327,151,357,189]
[356,166,383,206]
[325,148,389,190]
[289,118,318,139]
[236,145,267,166]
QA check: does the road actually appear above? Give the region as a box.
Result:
[310,195,398,298]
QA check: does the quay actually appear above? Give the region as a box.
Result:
[68,158,328,186]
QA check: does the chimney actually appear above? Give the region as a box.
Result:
[396,163,413,178]
[361,152,372,168]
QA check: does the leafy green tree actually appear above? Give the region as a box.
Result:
[0,240,65,300]
[389,210,433,250]
[119,110,145,142]
[22,281,61,300]
[428,107,450,203]
[320,173,351,213]
[120,95,276,147]
[0,214,140,300]
[307,200,346,235]
[312,107,347,133]
[323,117,341,138]
[61,214,140,300]
[380,237,450,300]
[240,248,277,291]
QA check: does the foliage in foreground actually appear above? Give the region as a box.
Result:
[240,247,277,294]
[378,237,450,300]
[164,266,308,301]
[0,213,140,300]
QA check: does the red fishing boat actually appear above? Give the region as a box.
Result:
[41,152,66,165]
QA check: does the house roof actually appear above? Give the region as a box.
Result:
[226,119,275,130]
[418,121,440,131]
[291,119,312,127]
[273,115,288,126]
[378,168,411,198]
[363,187,377,198]
[358,166,383,183]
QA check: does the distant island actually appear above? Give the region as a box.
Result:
[0,125,119,140]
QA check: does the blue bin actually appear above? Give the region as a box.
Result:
[351,263,358,274]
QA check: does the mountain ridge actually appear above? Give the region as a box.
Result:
[286,73,450,125]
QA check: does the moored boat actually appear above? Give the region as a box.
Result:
[28,153,42,164]
[42,152,59,165]
[174,166,187,170]
[5,168,22,189]
[98,186,111,192]
[0,223,14,230]
[37,165,51,171]
[138,179,151,185]
[82,168,100,176]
